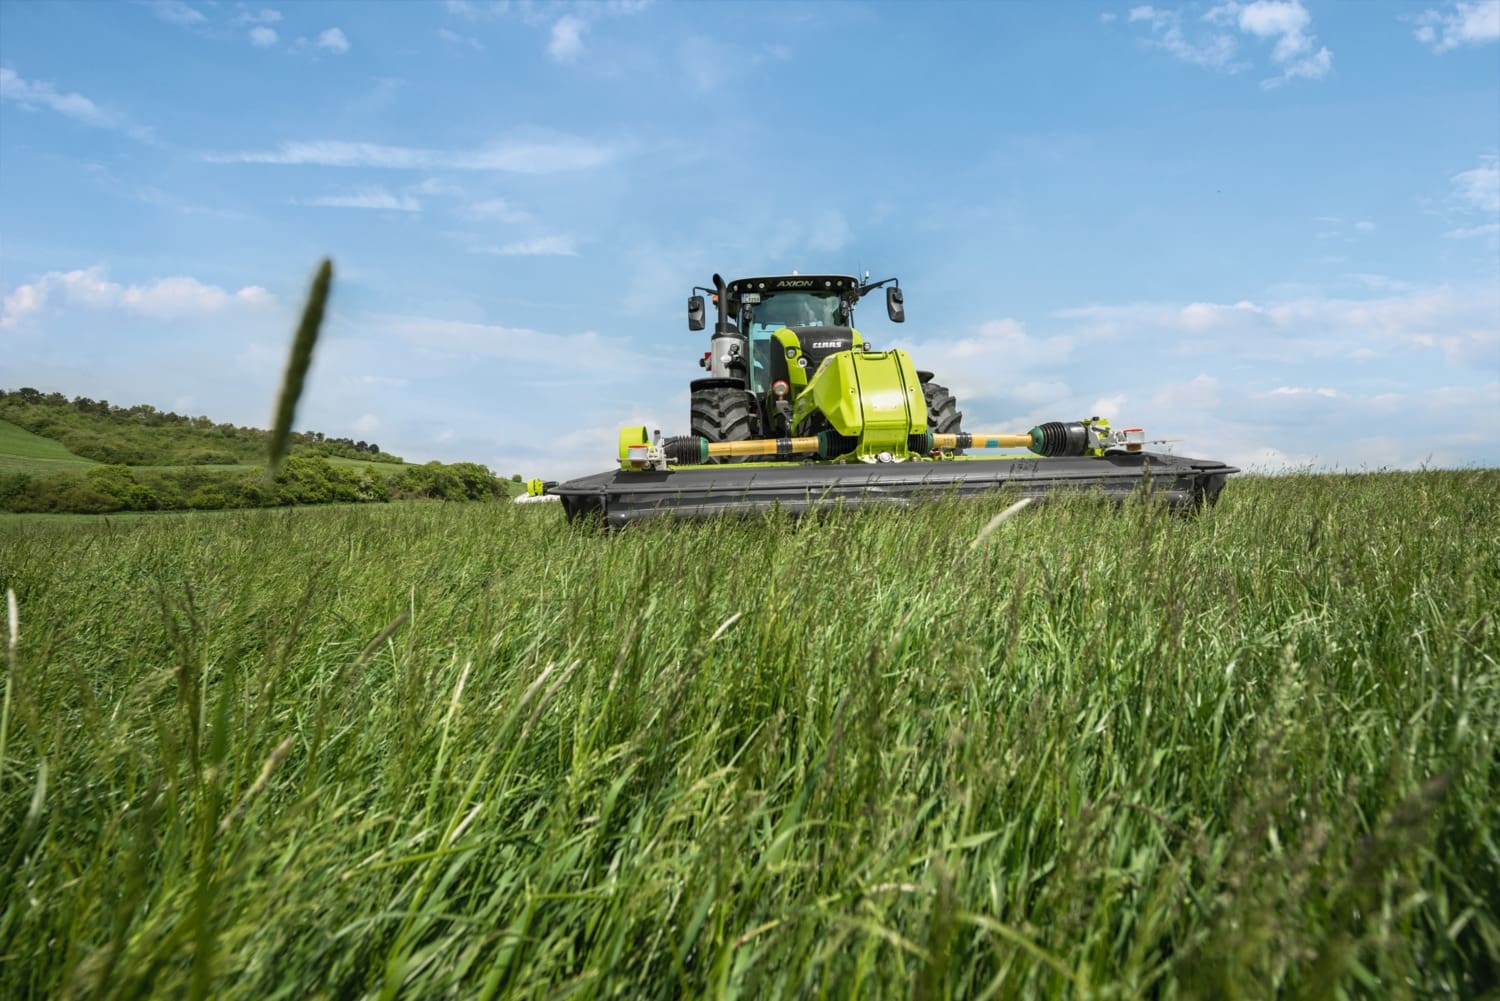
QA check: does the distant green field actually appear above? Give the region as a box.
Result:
[0,419,97,474]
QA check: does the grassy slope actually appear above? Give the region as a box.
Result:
[0,398,409,469]
[0,419,97,474]
[0,416,527,497]
[0,470,1495,998]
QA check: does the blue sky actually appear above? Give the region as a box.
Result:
[2,0,1497,478]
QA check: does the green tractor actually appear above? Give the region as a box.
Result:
[531,272,1237,526]
[685,272,962,460]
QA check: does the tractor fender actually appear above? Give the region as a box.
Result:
[689,378,745,392]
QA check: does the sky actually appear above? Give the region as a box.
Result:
[1,0,1497,480]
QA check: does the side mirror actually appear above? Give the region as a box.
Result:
[688,295,706,331]
[886,286,905,323]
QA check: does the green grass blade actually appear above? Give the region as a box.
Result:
[265,259,333,479]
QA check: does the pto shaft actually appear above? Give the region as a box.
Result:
[931,433,1033,451]
[705,437,822,458]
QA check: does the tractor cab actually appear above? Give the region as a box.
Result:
[688,273,904,396]
[729,275,858,395]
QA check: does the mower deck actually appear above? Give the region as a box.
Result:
[549,451,1239,527]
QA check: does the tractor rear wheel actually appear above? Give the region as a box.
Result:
[690,386,757,462]
[923,379,964,453]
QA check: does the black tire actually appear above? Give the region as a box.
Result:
[690,386,757,462]
[923,379,964,453]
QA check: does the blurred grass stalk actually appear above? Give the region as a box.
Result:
[265,259,332,481]
[1,588,15,777]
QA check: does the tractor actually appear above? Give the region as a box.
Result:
[685,273,962,459]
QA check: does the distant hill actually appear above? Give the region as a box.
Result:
[0,387,523,514]
[0,387,403,467]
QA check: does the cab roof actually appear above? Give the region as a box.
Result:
[727,275,861,297]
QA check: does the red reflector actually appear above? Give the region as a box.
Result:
[772,379,789,399]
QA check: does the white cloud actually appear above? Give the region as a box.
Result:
[1128,6,1238,68]
[549,16,587,62]
[1056,282,1499,368]
[465,198,531,223]
[1268,44,1331,85]
[1414,1,1500,52]
[205,138,614,172]
[1446,222,1500,239]
[1130,1,1332,84]
[1090,393,1127,418]
[885,318,1076,408]
[350,374,409,391]
[1233,0,1311,57]
[317,27,350,54]
[1452,156,1500,212]
[249,26,278,47]
[445,0,476,17]
[1209,0,1333,86]
[0,66,150,140]
[472,236,579,256]
[352,414,381,434]
[2,267,273,328]
[1025,374,1499,473]
[1178,300,1265,331]
[149,1,206,25]
[1343,273,1412,292]
[1442,156,1500,239]
[234,8,283,26]
[302,187,421,211]
[1313,216,1379,241]
[1093,373,1483,471]
[411,176,463,196]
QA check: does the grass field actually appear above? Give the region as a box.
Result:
[0,418,97,475]
[0,470,1495,998]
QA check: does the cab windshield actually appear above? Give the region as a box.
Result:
[740,292,844,395]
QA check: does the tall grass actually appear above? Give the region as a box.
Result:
[0,469,1496,998]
